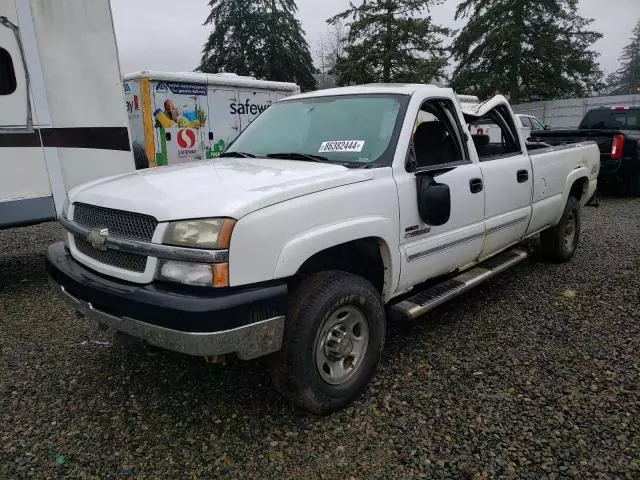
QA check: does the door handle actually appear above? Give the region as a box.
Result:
[469,178,483,194]
[517,170,529,183]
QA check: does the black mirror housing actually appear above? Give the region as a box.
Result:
[417,175,451,226]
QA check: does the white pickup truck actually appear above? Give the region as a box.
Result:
[47,84,599,414]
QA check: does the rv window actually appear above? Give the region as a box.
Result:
[0,47,17,95]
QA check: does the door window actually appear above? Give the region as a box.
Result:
[530,118,545,130]
[410,99,469,171]
[519,116,532,129]
[0,47,17,95]
[0,9,28,127]
[468,106,522,161]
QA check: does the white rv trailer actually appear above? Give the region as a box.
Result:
[0,0,134,229]
[122,71,300,168]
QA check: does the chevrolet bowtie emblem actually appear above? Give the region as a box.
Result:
[87,228,109,250]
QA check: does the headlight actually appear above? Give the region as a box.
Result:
[164,218,236,249]
[159,218,235,288]
[156,260,229,288]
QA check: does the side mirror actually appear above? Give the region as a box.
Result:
[417,175,451,226]
[544,125,550,130]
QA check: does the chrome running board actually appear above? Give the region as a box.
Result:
[391,248,529,321]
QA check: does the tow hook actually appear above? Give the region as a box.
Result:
[204,355,226,364]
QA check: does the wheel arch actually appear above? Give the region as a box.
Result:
[273,218,398,300]
[553,169,589,225]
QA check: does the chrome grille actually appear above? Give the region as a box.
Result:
[72,203,158,274]
[74,237,147,273]
[73,203,157,241]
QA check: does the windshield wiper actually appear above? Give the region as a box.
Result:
[342,162,377,169]
[219,151,256,158]
[266,152,329,163]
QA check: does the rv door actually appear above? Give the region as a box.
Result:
[237,89,271,130]
[0,3,29,128]
[207,87,240,157]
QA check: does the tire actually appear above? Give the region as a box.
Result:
[270,271,386,414]
[540,196,581,262]
[132,141,149,170]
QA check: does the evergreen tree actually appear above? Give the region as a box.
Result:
[328,0,449,86]
[608,20,640,95]
[198,0,317,91]
[315,21,348,88]
[451,0,604,103]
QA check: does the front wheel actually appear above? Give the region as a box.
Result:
[270,271,386,414]
[540,196,581,262]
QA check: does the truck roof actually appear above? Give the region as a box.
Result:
[286,84,453,101]
[122,70,300,92]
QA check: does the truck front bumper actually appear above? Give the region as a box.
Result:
[46,242,287,360]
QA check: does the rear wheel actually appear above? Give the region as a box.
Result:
[540,196,581,262]
[270,271,385,414]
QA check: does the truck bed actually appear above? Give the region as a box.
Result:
[532,129,639,180]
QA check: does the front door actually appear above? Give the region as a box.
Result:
[395,97,485,292]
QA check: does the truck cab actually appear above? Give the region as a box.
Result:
[47,84,599,414]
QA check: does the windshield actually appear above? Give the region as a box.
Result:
[579,109,640,130]
[226,94,410,166]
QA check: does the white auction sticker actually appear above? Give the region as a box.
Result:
[319,140,365,153]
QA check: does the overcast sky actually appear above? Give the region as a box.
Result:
[111,0,639,77]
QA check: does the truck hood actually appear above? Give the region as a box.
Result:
[69,159,374,221]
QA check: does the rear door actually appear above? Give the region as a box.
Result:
[470,105,533,259]
[207,87,240,157]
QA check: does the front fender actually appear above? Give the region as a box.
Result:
[273,216,399,294]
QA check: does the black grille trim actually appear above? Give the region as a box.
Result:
[74,236,147,273]
[73,203,157,241]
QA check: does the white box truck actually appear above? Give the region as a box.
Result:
[0,0,135,228]
[122,71,300,168]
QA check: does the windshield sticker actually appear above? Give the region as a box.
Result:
[319,140,365,153]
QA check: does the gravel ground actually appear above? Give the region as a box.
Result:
[1,198,639,479]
